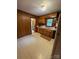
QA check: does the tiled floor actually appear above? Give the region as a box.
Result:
[17,32,54,59]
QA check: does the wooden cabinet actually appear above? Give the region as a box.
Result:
[38,12,57,25]
[17,10,31,38]
[38,27,56,40]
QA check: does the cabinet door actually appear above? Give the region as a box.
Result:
[17,14,23,37]
[24,16,31,35]
[17,13,31,38]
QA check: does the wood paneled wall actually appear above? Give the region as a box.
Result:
[17,10,36,38]
[38,12,58,25]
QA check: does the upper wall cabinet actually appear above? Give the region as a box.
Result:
[38,12,58,25]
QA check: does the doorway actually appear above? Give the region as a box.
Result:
[31,18,36,33]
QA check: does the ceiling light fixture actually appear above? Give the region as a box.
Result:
[40,1,48,11]
[41,5,46,11]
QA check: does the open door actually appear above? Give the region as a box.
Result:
[31,18,36,33]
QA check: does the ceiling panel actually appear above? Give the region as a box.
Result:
[17,0,61,16]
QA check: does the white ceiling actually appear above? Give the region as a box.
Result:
[17,0,61,16]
